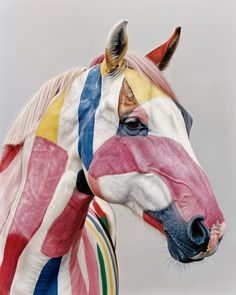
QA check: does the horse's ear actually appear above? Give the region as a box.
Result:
[146,27,181,71]
[101,20,128,75]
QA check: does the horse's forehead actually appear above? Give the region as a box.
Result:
[123,68,167,104]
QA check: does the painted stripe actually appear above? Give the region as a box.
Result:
[57,71,89,150]
[77,237,89,292]
[33,257,62,295]
[97,245,107,295]
[41,190,92,257]
[92,197,117,246]
[70,232,87,295]
[57,253,73,295]
[86,215,118,295]
[0,133,35,266]
[0,143,23,173]
[78,65,102,170]
[0,137,68,293]
[92,72,123,155]
[87,214,118,281]
[124,68,166,103]
[0,148,22,234]
[36,89,66,144]
[82,229,100,294]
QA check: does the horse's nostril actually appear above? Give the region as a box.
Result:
[187,216,210,249]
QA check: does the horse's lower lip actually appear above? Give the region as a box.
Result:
[190,243,219,260]
[190,251,206,260]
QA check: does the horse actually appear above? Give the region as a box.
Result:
[0,20,225,294]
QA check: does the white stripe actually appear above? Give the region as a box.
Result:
[0,148,23,233]
[78,234,89,291]
[58,70,89,150]
[142,96,199,165]
[98,172,172,211]
[92,72,124,155]
[58,252,73,295]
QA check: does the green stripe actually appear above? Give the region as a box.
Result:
[99,216,109,231]
[97,244,107,295]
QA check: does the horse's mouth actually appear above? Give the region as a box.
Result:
[143,204,225,264]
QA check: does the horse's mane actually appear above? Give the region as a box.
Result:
[90,52,176,100]
[3,67,85,147]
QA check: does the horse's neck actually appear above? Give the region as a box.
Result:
[0,134,93,293]
[0,69,118,293]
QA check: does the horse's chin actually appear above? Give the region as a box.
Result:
[166,232,204,263]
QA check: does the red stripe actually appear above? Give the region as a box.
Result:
[42,191,92,257]
[143,212,164,234]
[0,137,68,293]
[82,230,100,294]
[70,232,87,295]
[93,200,106,219]
[0,144,23,173]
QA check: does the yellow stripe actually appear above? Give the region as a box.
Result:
[87,212,119,279]
[124,68,167,103]
[86,219,115,295]
[36,88,66,143]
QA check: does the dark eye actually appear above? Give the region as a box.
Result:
[117,116,148,136]
[124,117,142,129]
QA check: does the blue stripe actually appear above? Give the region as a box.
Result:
[33,257,62,295]
[87,213,119,294]
[78,65,102,170]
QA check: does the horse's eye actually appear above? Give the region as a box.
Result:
[118,116,148,136]
[124,117,142,129]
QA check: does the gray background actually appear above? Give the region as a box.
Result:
[0,1,236,294]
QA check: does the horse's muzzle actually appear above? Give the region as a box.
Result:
[146,202,225,263]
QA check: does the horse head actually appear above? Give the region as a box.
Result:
[79,20,225,264]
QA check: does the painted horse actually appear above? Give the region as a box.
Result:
[0,20,225,294]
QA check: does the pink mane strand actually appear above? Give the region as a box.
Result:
[89,52,176,100]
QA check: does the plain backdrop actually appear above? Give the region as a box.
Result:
[0,1,236,294]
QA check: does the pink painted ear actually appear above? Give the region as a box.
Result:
[146,27,181,71]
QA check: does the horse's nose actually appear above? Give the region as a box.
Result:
[187,216,210,250]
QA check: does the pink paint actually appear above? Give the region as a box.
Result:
[42,191,93,257]
[129,106,148,125]
[69,232,87,295]
[83,230,100,294]
[0,144,23,173]
[0,137,68,293]
[89,135,224,229]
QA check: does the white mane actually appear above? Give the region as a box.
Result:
[3,67,85,146]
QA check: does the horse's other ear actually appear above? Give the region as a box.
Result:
[101,20,128,75]
[146,27,181,71]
